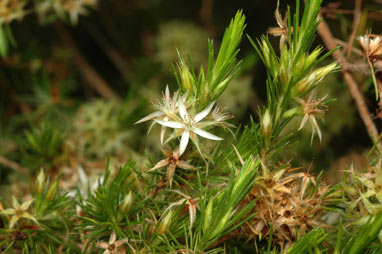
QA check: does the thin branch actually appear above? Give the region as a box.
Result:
[346,0,362,58]
[0,155,28,173]
[317,16,381,149]
[54,21,121,100]
[334,39,363,56]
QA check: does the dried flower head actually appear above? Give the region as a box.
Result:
[162,190,200,228]
[358,35,382,61]
[148,148,196,187]
[96,231,129,254]
[241,166,333,249]
[268,0,289,50]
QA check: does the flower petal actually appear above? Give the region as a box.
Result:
[179,131,190,156]
[9,215,19,229]
[135,111,164,124]
[155,119,184,129]
[22,212,39,225]
[160,126,166,145]
[177,161,196,170]
[178,96,189,121]
[194,102,215,123]
[148,160,168,172]
[12,196,20,209]
[193,128,223,141]
[165,85,170,99]
[1,208,15,215]
[20,199,34,210]
[109,231,116,244]
[96,242,109,249]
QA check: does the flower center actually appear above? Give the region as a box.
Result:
[108,244,116,251]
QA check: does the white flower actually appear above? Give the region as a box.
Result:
[155,97,223,156]
[135,85,187,144]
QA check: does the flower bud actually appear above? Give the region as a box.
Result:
[296,63,338,93]
[296,72,316,93]
[305,47,322,68]
[179,62,194,91]
[158,210,174,234]
[283,107,299,118]
[260,110,272,135]
[35,169,45,194]
[46,179,59,201]
[120,191,133,213]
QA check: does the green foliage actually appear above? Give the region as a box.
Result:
[1,0,382,253]
[19,123,65,171]
[174,10,246,108]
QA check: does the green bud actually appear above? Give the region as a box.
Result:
[260,110,272,135]
[315,63,338,81]
[261,39,271,68]
[179,61,194,91]
[296,72,316,93]
[46,179,59,201]
[120,191,133,213]
[279,45,289,84]
[305,47,323,68]
[296,63,338,93]
[158,210,174,234]
[293,54,307,77]
[35,169,45,194]
[283,107,299,118]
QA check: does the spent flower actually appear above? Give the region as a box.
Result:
[96,231,129,254]
[295,94,328,142]
[268,0,289,50]
[148,148,196,187]
[358,35,382,61]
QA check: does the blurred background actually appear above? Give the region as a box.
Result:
[0,0,381,196]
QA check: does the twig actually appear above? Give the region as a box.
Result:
[346,0,362,58]
[334,39,363,56]
[317,16,381,149]
[0,155,28,173]
[54,22,121,100]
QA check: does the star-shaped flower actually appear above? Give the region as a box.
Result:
[96,231,129,254]
[0,197,38,229]
[268,0,289,50]
[155,97,223,156]
[162,190,200,229]
[295,94,328,143]
[148,148,196,187]
[135,86,187,144]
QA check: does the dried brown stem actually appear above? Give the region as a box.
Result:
[346,0,362,58]
[334,39,363,56]
[317,16,381,148]
[0,155,28,173]
[54,22,121,100]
